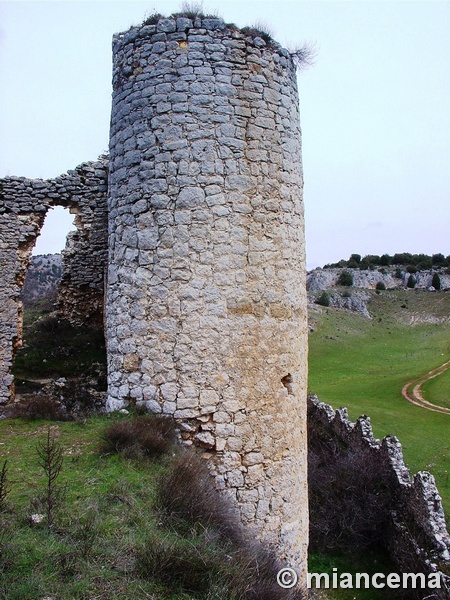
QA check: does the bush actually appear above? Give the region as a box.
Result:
[432,253,445,266]
[315,292,330,307]
[407,275,416,289]
[101,414,177,460]
[156,450,242,544]
[137,532,304,599]
[144,449,305,599]
[337,269,353,287]
[142,12,163,25]
[432,273,441,290]
[376,282,386,291]
[13,314,106,381]
[308,413,395,554]
[8,395,70,422]
[406,265,417,274]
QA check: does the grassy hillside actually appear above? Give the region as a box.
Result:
[422,368,450,410]
[1,415,305,600]
[308,289,450,513]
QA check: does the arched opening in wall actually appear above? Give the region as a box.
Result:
[12,205,107,419]
[22,206,76,311]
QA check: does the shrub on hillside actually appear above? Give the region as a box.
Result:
[308,414,395,554]
[147,449,305,599]
[101,414,177,460]
[432,253,446,266]
[156,450,242,544]
[315,291,330,307]
[407,275,416,289]
[138,531,304,599]
[376,282,386,291]
[432,273,441,290]
[9,395,70,422]
[337,269,353,287]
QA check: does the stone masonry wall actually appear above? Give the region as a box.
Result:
[106,17,308,576]
[0,159,108,405]
[308,394,450,598]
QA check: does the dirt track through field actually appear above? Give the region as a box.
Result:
[401,360,450,414]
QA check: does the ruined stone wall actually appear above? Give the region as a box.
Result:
[0,159,108,405]
[308,394,450,597]
[106,17,308,575]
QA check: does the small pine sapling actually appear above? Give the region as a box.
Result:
[36,428,66,529]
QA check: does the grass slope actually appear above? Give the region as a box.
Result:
[422,368,450,410]
[308,290,450,513]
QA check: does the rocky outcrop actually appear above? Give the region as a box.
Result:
[21,254,62,307]
[307,267,450,291]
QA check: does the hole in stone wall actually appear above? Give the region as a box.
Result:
[281,373,294,395]
[23,207,76,310]
[13,204,107,417]
[32,206,76,256]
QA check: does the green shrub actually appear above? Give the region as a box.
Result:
[142,12,163,25]
[407,275,416,288]
[376,282,386,291]
[432,273,441,290]
[337,269,353,287]
[406,265,417,274]
[432,253,445,265]
[315,292,330,307]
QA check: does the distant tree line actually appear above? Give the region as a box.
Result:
[324,253,450,272]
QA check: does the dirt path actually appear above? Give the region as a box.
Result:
[401,360,450,414]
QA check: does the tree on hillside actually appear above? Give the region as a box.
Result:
[432,253,445,266]
[315,291,330,307]
[407,275,416,289]
[432,273,441,290]
[338,269,353,287]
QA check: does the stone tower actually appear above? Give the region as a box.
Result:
[106,16,308,575]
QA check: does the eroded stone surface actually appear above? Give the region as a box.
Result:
[106,17,308,574]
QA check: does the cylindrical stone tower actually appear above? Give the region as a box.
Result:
[106,15,308,575]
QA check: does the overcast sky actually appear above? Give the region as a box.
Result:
[0,0,449,269]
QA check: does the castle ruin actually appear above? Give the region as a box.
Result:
[0,16,309,578]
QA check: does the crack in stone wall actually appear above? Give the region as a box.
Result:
[0,159,108,405]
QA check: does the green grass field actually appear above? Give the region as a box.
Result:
[308,289,450,513]
[422,367,450,410]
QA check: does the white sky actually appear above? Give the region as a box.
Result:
[1,1,449,269]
